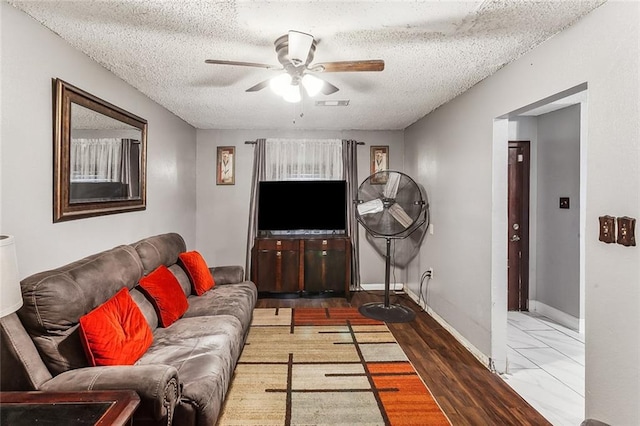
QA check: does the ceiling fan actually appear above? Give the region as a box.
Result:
[205,30,384,102]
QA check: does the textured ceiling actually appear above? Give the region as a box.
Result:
[9,1,604,130]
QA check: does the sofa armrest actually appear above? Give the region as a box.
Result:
[210,265,244,285]
[40,364,179,424]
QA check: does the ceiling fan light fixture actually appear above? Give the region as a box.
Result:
[287,30,314,66]
[301,74,324,97]
[282,84,301,103]
[269,73,292,96]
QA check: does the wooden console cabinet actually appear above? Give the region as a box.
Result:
[252,236,351,297]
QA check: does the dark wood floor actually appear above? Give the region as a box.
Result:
[256,291,551,426]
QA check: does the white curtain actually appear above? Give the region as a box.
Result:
[265,138,343,180]
[70,138,122,182]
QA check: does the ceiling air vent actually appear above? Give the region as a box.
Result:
[315,100,350,107]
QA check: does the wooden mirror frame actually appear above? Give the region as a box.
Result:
[53,79,147,222]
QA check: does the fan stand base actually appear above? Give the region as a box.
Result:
[358,302,416,323]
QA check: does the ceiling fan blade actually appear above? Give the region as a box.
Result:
[205,59,279,70]
[314,60,385,73]
[389,204,413,229]
[246,79,271,92]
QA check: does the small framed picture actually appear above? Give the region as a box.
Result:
[216,146,235,185]
[370,145,389,184]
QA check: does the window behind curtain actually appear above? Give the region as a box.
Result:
[265,139,343,180]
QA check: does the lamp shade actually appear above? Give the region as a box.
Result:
[269,74,292,96]
[282,84,301,103]
[0,235,23,317]
[302,74,324,97]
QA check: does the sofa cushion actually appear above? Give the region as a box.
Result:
[138,266,189,327]
[129,288,159,331]
[179,251,215,295]
[210,265,245,285]
[131,233,187,275]
[138,315,244,426]
[168,264,192,297]
[79,288,153,366]
[183,282,257,336]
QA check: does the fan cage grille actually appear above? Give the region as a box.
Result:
[355,171,426,238]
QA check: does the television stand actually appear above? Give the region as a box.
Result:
[252,235,351,299]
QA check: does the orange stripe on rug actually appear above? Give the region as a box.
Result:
[368,362,416,375]
[293,307,383,326]
[371,363,450,425]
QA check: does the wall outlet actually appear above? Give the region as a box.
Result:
[427,267,434,279]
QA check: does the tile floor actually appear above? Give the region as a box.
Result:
[501,311,585,426]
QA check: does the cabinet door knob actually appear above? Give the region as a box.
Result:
[322,251,327,256]
[276,240,282,246]
[322,240,327,245]
[276,251,281,256]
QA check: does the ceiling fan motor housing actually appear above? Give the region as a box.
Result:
[274,31,317,72]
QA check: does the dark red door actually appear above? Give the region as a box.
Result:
[508,141,530,311]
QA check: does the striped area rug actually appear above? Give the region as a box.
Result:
[218,307,450,426]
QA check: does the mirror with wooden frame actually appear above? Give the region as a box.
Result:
[53,79,147,222]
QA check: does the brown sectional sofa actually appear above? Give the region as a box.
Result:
[0,233,257,425]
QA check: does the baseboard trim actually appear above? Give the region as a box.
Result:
[404,288,491,369]
[359,283,405,291]
[529,300,583,332]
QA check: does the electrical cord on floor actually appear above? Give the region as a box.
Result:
[416,269,432,313]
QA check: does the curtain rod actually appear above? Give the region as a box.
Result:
[244,140,365,145]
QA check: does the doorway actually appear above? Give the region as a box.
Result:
[491,85,588,423]
[507,141,530,311]
[491,83,588,375]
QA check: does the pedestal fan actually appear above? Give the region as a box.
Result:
[356,170,428,322]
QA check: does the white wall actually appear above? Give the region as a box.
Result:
[404,2,639,424]
[195,129,404,285]
[536,105,581,318]
[0,4,197,278]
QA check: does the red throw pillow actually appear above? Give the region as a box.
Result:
[79,288,153,366]
[178,251,215,295]
[138,265,189,327]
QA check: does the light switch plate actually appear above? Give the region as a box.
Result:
[599,215,615,244]
[617,216,636,247]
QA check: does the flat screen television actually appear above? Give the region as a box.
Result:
[258,180,347,234]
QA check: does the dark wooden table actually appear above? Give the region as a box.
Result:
[0,390,140,426]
